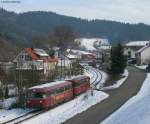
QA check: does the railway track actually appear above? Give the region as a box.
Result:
[84,65,103,89]
[2,109,46,124]
[2,65,103,124]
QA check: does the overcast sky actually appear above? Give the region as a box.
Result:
[0,0,150,24]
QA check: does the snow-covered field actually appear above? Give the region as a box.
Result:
[101,73,150,124]
[23,90,108,124]
[75,38,110,51]
[101,69,129,90]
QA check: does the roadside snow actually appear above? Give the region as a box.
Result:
[23,90,109,124]
[101,73,150,124]
[136,65,146,70]
[101,69,129,90]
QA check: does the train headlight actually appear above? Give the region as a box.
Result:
[40,100,43,103]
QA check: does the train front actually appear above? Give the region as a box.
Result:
[26,89,50,109]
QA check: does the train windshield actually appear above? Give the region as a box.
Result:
[28,91,46,99]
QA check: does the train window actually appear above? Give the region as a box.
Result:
[73,82,81,87]
[65,85,72,90]
[56,87,64,94]
[50,90,56,96]
[28,92,45,99]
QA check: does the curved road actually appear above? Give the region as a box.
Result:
[63,66,146,124]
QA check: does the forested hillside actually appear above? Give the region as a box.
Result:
[0,36,19,61]
[1,8,150,46]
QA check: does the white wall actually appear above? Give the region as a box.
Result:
[141,47,150,64]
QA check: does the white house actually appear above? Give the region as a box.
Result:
[14,48,58,76]
[124,41,149,59]
[136,45,150,65]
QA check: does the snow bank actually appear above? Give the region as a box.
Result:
[23,90,109,124]
[136,65,146,70]
[101,69,129,90]
[101,73,150,124]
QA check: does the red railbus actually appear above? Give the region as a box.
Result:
[26,75,90,109]
[69,75,90,96]
[26,81,73,109]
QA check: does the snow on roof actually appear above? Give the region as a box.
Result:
[136,45,150,53]
[125,41,150,46]
[99,45,111,50]
[34,48,49,56]
[75,38,109,51]
[69,49,95,55]
[67,54,78,59]
[29,81,68,89]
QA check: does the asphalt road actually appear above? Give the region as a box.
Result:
[63,66,146,124]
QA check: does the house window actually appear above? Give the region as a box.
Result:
[25,55,31,61]
[128,51,131,58]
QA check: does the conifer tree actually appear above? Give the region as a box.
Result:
[110,43,127,74]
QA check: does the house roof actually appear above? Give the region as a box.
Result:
[25,48,58,62]
[125,41,150,47]
[67,49,96,56]
[136,45,150,53]
[34,48,49,57]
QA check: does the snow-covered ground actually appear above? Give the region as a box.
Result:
[0,108,32,123]
[101,69,129,90]
[23,90,108,124]
[101,73,150,124]
[0,97,17,109]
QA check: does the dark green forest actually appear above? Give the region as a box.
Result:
[1,8,150,46]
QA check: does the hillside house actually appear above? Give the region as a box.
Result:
[124,41,149,59]
[13,48,58,76]
[136,45,150,65]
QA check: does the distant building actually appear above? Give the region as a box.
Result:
[57,55,72,69]
[67,49,96,62]
[13,48,58,76]
[136,45,150,65]
[124,41,149,59]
